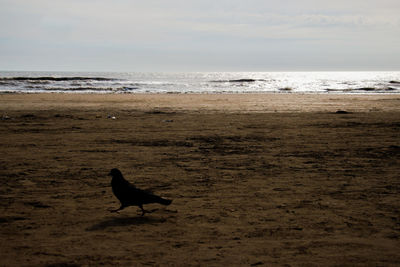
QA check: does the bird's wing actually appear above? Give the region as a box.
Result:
[113,178,169,206]
[129,184,168,204]
[113,180,137,202]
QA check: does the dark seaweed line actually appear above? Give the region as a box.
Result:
[0,77,119,81]
[210,79,266,83]
[326,87,398,92]
[104,139,194,147]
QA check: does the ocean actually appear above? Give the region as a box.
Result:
[0,71,399,94]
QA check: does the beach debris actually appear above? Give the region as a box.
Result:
[146,109,168,114]
[107,114,117,120]
[1,114,11,120]
[24,201,51,209]
[0,216,27,224]
[335,110,350,114]
[279,87,293,92]
[21,114,36,119]
[355,87,377,91]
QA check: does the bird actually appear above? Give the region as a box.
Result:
[108,168,172,216]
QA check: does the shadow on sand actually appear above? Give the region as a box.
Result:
[86,216,167,231]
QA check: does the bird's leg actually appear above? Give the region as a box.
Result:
[139,205,146,216]
[108,205,124,213]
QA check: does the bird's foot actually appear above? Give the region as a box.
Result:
[148,208,158,213]
[139,210,147,216]
[108,207,121,213]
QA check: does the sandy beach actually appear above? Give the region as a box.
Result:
[1,93,399,266]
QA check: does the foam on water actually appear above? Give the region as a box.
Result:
[0,71,399,94]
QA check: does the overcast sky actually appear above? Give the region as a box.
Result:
[1,0,399,71]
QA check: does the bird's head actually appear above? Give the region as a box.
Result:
[108,168,122,177]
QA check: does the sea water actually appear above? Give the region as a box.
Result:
[0,71,399,94]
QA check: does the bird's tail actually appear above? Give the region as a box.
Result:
[157,197,172,206]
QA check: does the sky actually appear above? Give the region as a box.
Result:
[0,0,399,72]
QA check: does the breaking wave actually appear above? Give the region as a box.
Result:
[0,71,399,94]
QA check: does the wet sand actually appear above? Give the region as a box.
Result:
[1,93,400,266]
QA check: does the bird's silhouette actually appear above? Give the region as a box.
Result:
[108,168,172,216]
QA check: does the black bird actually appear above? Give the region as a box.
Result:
[108,168,172,216]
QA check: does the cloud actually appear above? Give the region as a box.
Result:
[0,0,399,71]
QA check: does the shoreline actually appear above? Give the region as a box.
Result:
[1,92,400,113]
